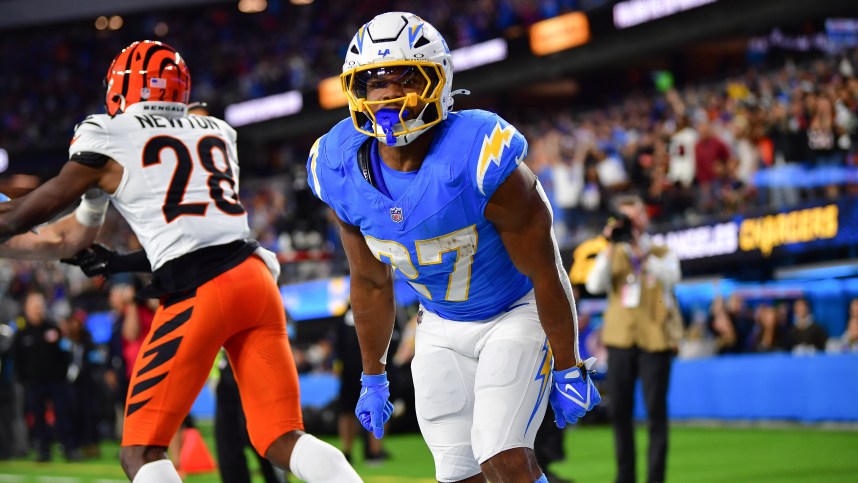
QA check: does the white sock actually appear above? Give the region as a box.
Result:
[132,459,183,483]
[289,434,362,483]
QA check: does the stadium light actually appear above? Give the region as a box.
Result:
[452,38,508,71]
[225,90,303,127]
[530,12,590,56]
[613,0,718,29]
[0,148,8,174]
[154,21,169,37]
[318,76,348,110]
[94,16,108,30]
[108,15,123,30]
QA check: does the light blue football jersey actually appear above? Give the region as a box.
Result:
[307,109,533,321]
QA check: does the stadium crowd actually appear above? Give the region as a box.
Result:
[1,0,858,466]
[0,0,585,152]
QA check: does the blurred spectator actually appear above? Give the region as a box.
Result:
[708,297,740,355]
[694,119,734,213]
[751,304,790,353]
[62,308,103,459]
[104,280,155,439]
[11,291,77,462]
[668,116,698,187]
[789,298,828,353]
[725,293,755,352]
[0,320,28,460]
[834,298,858,353]
[215,356,283,483]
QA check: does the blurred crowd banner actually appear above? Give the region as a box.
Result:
[279,276,422,321]
[635,353,858,422]
[652,195,858,264]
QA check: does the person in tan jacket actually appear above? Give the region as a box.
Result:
[586,195,681,483]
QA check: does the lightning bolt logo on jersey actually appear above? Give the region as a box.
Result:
[308,109,531,321]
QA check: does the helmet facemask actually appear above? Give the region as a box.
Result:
[341,61,445,146]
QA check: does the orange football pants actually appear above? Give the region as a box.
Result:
[121,256,302,455]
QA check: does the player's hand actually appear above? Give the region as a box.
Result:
[60,243,116,277]
[355,372,394,439]
[549,356,601,429]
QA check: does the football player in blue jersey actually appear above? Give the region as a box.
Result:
[308,12,601,483]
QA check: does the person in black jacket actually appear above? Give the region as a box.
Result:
[215,354,284,483]
[11,291,77,461]
[63,308,103,458]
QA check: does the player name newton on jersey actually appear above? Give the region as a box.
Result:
[134,114,220,130]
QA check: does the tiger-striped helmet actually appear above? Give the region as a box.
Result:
[104,40,191,116]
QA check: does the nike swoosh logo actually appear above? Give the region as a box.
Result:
[504,302,529,313]
[557,382,591,409]
[70,135,80,145]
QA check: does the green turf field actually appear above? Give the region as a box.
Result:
[0,423,856,482]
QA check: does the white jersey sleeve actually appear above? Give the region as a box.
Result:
[69,105,251,271]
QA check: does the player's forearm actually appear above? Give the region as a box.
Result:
[0,215,99,260]
[532,273,581,371]
[349,277,396,375]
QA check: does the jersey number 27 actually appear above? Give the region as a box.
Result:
[365,225,478,302]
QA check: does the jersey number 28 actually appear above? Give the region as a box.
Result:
[143,135,245,223]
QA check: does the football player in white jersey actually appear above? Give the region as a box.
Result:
[0,40,360,483]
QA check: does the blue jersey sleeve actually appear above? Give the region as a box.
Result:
[467,113,528,210]
[306,135,329,204]
[305,121,363,226]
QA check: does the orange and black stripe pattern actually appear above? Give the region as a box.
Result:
[126,303,194,417]
[104,40,191,116]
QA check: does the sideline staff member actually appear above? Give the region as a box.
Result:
[585,195,681,483]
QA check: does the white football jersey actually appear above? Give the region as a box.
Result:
[68,102,251,271]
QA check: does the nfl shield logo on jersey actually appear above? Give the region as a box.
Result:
[390,207,404,223]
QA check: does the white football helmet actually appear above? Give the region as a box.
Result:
[341,12,454,146]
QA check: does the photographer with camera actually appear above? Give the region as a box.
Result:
[585,195,682,483]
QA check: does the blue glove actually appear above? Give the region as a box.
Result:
[0,193,9,202]
[549,356,601,429]
[355,372,394,439]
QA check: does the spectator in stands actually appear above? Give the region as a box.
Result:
[668,116,698,188]
[695,119,734,213]
[751,304,790,353]
[836,298,858,353]
[789,298,828,353]
[0,319,27,460]
[586,194,682,483]
[708,297,740,355]
[725,293,755,352]
[11,291,78,462]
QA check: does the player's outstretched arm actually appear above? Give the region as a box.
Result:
[485,164,581,371]
[0,189,108,260]
[0,161,116,243]
[0,214,98,260]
